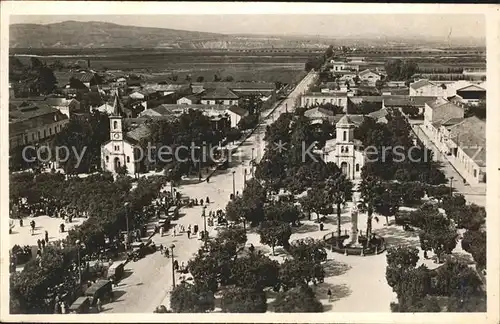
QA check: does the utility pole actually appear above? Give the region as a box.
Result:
[244,169,247,189]
[170,244,176,289]
[202,206,207,245]
[124,202,130,250]
[232,171,236,197]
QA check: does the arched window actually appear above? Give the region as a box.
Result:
[341,146,344,153]
[345,146,349,153]
[343,131,347,141]
[127,156,130,163]
[113,121,118,130]
[105,156,109,162]
[356,163,360,172]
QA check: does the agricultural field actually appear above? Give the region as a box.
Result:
[11,48,310,84]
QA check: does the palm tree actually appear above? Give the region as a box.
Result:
[359,176,383,239]
[325,173,353,247]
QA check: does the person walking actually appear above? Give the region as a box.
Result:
[327,289,332,302]
[37,239,42,250]
[96,298,102,312]
[173,227,176,237]
[41,239,46,249]
[187,229,191,239]
[60,301,66,314]
[206,196,210,204]
[19,218,23,227]
[45,230,49,243]
[194,224,199,235]
[159,226,164,237]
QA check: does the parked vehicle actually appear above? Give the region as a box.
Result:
[69,296,91,314]
[106,262,125,281]
[84,280,113,305]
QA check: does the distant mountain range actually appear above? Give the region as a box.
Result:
[9,20,484,50]
[9,21,332,49]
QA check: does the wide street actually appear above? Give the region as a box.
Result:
[412,123,486,207]
[105,71,317,313]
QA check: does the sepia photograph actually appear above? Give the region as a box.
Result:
[1,2,498,323]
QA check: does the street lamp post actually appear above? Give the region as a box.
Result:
[75,240,82,285]
[202,206,208,245]
[251,148,254,161]
[124,202,130,250]
[449,176,454,196]
[232,171,236,197]
[170,244,176,289]
[244,169,247,189]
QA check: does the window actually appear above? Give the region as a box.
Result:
[356,163,360,172]
[127,156,130,163]
[38,131,41,139]
[32,134,35,141]
[341,146,344,153]
[114,121,118,130]
[49,128,52,135]
[106,156,109,162]
[345,146,349,153]
[44,130,47,138]
[343,131,347,141]
[115,145,119,152]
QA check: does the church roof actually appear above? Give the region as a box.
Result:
[337,114,355,126]
[111,91,124,116]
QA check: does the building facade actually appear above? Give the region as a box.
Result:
[301,92,348,110]
[101,94,138,175]
[324,115,365,180]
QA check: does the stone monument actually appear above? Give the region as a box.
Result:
[350,201,359,246]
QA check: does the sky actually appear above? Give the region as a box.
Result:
[10,14,485,40]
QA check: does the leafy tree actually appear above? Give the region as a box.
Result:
[226,195,264,226]
[414,205,457,263]
[273,286,323,312]
[220,287,267,313]
[278,260,325,291]
[447,204,485,231]
[258,220,292,255]
[299,187,331,223]
[213,74,221,82]
[170,282,215,313]
[196,76,204,82]
[433,261,483,298]
[384,59,418,81]
[325,174,353,246]
[230,252,280,290]
[264,201,301,225]
[238,114,259,130]
[217,227,247,246]
[447,294,486,312]
[425,185,450,202]
[288,238,327,264]
[441,194,466,214]
[388,265,432,312]
[374,182,402,225]
[461,230,486,269]
[224,75,235,82]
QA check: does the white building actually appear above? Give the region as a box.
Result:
[324,115,365,179]
[100,93,138,176]
[226,106,249,128]
[301,92,348,110]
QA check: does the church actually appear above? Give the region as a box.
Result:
[101,92,139,175]
[324,114,366,180]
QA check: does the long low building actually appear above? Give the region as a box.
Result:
[9,101,69,150]
[301,92,348,110]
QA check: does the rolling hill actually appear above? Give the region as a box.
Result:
[9,21,331,49]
